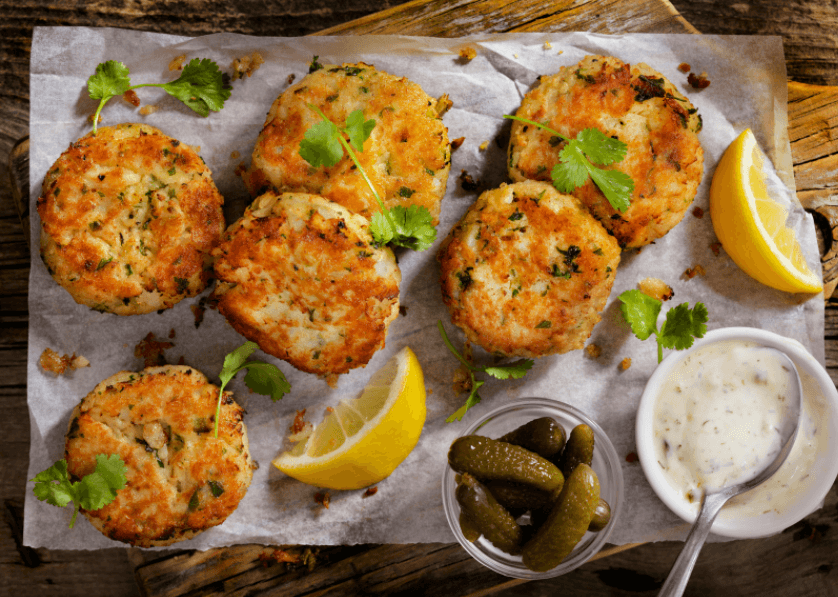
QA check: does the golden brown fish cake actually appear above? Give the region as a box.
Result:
[508,55,704,249]
[64,365,253,547]
[438,181,620,358]
[243,62,451,224]
[212,191,401,385]
[37,123,225,315]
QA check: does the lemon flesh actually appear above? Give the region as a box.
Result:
[272,347,427,490]
[709,129,822,294]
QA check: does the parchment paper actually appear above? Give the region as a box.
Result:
[24,26,824,550]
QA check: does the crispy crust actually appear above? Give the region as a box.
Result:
[64,365,253,547]
[244,62,451,224]
[508,55,704,248]
[37,123,225,314]
[212,191,401,384]
[438,181,620,358]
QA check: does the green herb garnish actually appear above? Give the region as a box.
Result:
[618,289,708,362]
[213,341,291,438]
[438,321,533,422]
[87,59,231,133]
[31,454,128,528]
[504,116,634,212]
[299,105,437,251]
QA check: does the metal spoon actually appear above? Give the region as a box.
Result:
[657,348,803,597]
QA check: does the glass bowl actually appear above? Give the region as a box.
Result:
[441,397,624,579]
[636,327,838,538]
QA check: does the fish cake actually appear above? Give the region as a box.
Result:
[212,191,401,385]
[438,181,620,358]
[243,62,451,224]
[64,365,253,547]
[37,123,225,315]
[508,55,704,249]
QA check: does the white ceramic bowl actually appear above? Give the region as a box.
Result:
[636,327,838,538]
[441,397,624,579]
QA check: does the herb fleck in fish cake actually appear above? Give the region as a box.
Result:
[244,62,451,224]
[212,191,401,386]
[37,123,225,314]
[508,55,703,249]
[438,181,620,358]
[64,365,253,547]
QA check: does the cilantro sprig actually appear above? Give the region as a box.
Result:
[87,58,231,133]
[300,105,437,251]
[213,341,291,438]
[438,321,533,422]
[504,116,634,212]
[31,454,128,528]
[618,289,708,362]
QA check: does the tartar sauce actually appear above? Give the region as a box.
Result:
[653,339,823,519]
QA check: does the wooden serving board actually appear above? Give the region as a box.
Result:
[6,1,838,596]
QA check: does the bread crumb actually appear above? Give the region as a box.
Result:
[459,47,477,62]
[123,89,140,107]
[190,296,208,329]
[678,62,691,73]
[479,140,489,151]
[513,53,519,59]
[710,242,722,256]
[139,105,159,116]
[585,344,602,358]
[39,348,90,376]
[683,264,706,279]
[287,73,296,85]
[314,491,330,509]
[435,93,453,118]
[638,277,674,301]
[450,137,465,150]
[620,357,632,371]
[459,170,480,192]
[231,51,265,80]
[230,150,241,160]
[363,487,378,498]
[288,409,314,443]
[692,206,704,218]
[687,71,711,89]
[169,55,187,71]
[134,332,174,368]
[557,50,564,55]
[543,41,552,50]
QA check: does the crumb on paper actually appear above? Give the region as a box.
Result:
[168,328,176,339]
[363,487,378,498]
[683,264,706,279]
[234,162,248,178]
[543,41,552,50]
[687,71,711,89]
[638,277,674,301]
[231,51,265,80]
[39,348,90,376]
[557,50,564,55]
[435,93,453,117]
[139,105,159,116]
[452,364,472,395]
[134,332,174,368]
[314,491,330,509]
[287,73,296,85]
[230,150,241,160]
[399,305,408,317]
[585,343,602,359]
[123,89,140,107]
[190,296,208,329]
[289,409,314,443]
[692,206,704,218]
[459,169,480,192]
[513,53,519,59]
[450,137,465,151]
[458,46,477,62]
[678,62,691,73]
[710,242,722,256]
[620,357,632,371]
[169,54,187,71]
[625,451,639,463]
[479,140,489,151]
[177,355,186,365]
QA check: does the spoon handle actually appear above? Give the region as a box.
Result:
[658,492,729,597]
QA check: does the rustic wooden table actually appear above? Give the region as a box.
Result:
[2,1,838,595]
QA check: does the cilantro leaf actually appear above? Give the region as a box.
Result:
[437,321,533,421]
[504,115,634,213]
[299,106,437,251]
[619,289,708,362]
[214,341,290,437]
[31,454,127,528]
[86,57,230,134]
[299,119,343,167]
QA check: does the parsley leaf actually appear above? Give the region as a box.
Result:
[438,321,533,422]
[299,105,437,251]
[504,115,634,213]
[618,289,708,362]
[214,341,291,437]
[87,58,231,133]
[31,454,128,528]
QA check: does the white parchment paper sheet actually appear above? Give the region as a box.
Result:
[25,26,824,550]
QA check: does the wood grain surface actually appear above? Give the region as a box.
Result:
[2,1,838,596]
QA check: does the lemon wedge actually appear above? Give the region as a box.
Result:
[709,128,822,294]
[272,347,427,490]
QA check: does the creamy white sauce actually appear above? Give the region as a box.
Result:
[652,339,824,519]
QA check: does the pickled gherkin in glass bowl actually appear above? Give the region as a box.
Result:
[441,398,624,579]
